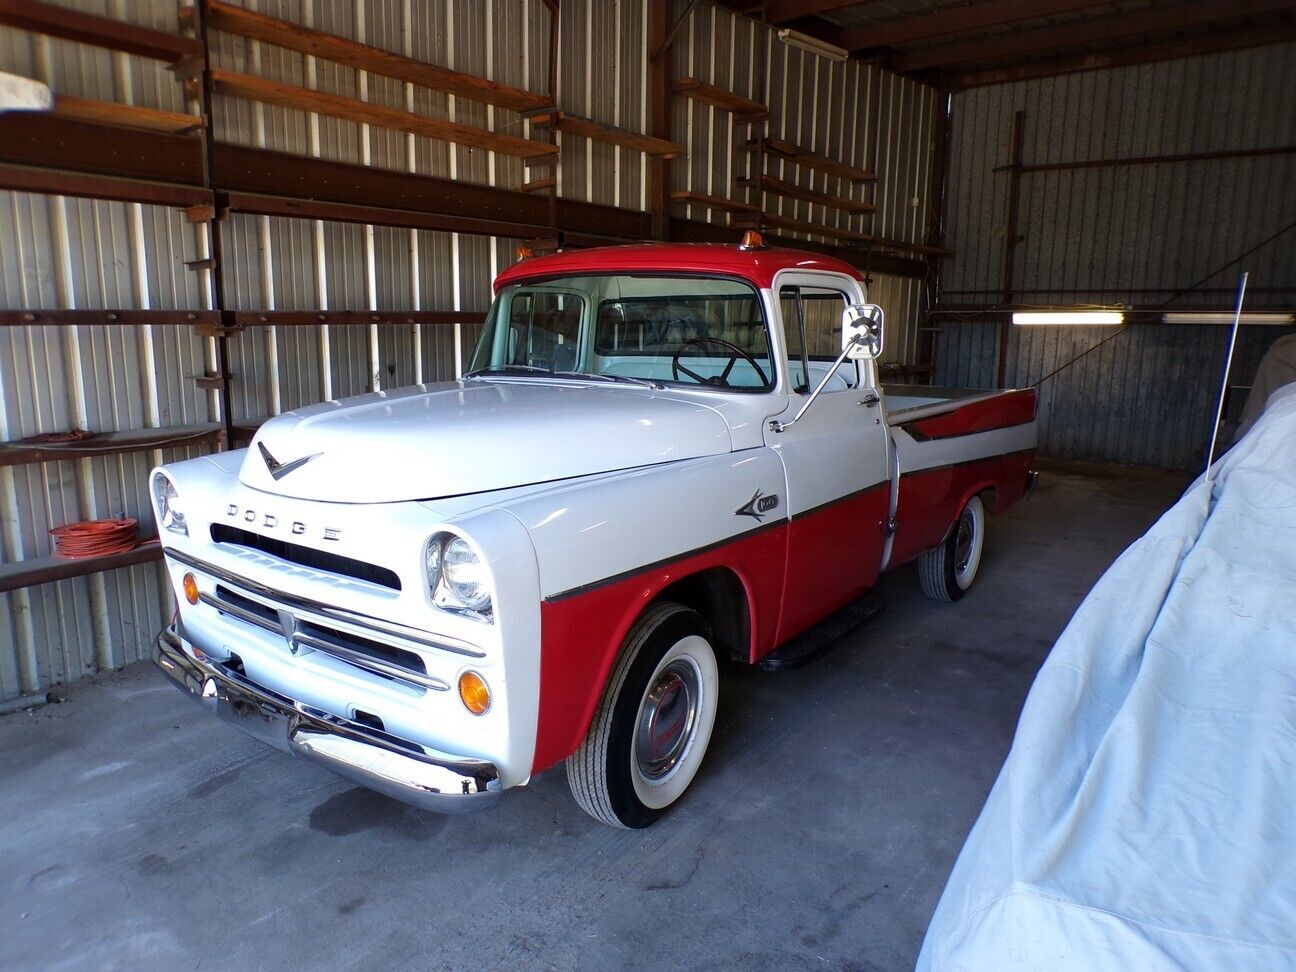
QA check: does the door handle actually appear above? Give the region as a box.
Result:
[859,393,880,407]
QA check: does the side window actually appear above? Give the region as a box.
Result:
[507,292,582,371]
[780,285,857,392]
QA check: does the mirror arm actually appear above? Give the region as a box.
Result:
[769,337,863,434]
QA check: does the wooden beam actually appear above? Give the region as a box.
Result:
[0,0,202,64]
[648,0,674,239]
[0,114,206,184]
[209,70,558,161]
[531,112,685,159]
[842,0,1110,50]
[672,77,769,121]
[1014,144,1296,174]
[0,541,162,595]
[738,174,875,214]
[52,95,203,135]
[211,143,654,241]
[670,191,759,214]
[203,0,552,113]
[230,310,488,326]
[731,211,874,242]
[895,0,1296,71]
[743,137,876,183]
[953,18,1296,87]
[765,0,877,25]
[0,162,212,208]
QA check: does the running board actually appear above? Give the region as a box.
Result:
[758,593,886,671]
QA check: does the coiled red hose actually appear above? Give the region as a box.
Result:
[49,518,139,559]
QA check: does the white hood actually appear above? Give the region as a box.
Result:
[239,380,734,503]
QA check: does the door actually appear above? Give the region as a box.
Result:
[767,275,891,644]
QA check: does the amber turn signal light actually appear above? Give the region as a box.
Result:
[181,572,200,605]
[458,671,491,715]
[739,229,765,250]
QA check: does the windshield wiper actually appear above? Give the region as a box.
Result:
[553,371,662,390]
[463,364,553,378]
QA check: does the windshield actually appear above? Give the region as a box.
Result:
[467,274,774,391]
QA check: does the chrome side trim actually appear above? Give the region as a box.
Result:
[165,547,485,658]
[154,624,500,813]
[198,590,279,635]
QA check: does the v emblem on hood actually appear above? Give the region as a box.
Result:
[258,441,321,480]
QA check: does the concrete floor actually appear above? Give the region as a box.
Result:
[0,460,1187,971]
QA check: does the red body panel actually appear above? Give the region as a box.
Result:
[887,450,1036,568]
[494,243,864,293]
[898,388,1037,441]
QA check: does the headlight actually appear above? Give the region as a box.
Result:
[425,533,493,619]
[151,472,187,536]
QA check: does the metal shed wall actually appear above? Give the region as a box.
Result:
[936,42,1296,469]
[0,0,940,702]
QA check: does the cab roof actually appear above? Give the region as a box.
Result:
[492,242,865,292]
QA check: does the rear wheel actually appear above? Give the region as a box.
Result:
[566,602,719,828]
[918,494,986,602]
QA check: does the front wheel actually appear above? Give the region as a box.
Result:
[918,494,986,602]
[566,602,719,828]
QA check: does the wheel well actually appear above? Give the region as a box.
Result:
[655,567,750,662]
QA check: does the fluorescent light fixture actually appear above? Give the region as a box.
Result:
[777,28,849,62]
[1162,311,1294,325]
[1012,311,1125,326]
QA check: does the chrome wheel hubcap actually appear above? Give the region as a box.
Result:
[954,510,976,574]
[635,660,700,781]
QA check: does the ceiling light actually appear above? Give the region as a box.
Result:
[777,29,849,63]
[1012,311,1125,326]
[1161,311,1294,325]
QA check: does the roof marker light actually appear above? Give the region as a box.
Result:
[739,230,765,250]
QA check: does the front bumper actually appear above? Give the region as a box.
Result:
[154,623,502,813]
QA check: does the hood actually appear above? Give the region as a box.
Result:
[239,380,734,503]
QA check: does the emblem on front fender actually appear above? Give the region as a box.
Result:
[258,441,321,480]
[735,490,780,522]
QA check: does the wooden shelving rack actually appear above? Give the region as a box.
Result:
[530,111,684,160]
[738,174,875,214]
[745,136,877,183]
[673,77,769,122]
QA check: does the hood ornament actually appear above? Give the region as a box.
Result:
[258,441,321,480]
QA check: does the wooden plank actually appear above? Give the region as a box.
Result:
[210,70,558,161]
[530,111,684,158]
[670,191,758,215]
[730,211,874,243]
[0,424,222,468]
[738,174,875,214]
[0,114,206,185]
[521,177,557,192]
[744,137,876,183]
[672,77,769,121]
[52,95,202,135]
[0,0,202,63]
[0,540,162,595]
[204,0,551,113]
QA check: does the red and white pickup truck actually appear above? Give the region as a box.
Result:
[151,240,1037,828]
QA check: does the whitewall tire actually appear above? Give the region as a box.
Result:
[566,602,719,829]
[918,494,986,602]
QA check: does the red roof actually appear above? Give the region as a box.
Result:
[492,243,865,292]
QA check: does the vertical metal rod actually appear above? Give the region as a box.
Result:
[997,109,1024,389]
[1202,271,1249,514]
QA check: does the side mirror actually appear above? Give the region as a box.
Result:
[842,303,884,360]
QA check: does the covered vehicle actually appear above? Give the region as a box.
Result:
[919,385,1296,969]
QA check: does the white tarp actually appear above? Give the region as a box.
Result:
[918,384,1296,971]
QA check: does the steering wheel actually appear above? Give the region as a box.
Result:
[671,337,769,388]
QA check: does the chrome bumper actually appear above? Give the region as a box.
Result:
[154,624,501,813]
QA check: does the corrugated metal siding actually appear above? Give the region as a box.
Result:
[938,43,1296,469]
[669,1,942,363]
[1,0,940,701]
